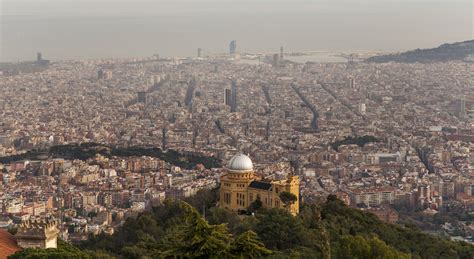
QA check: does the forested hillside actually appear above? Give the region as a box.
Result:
[11,189,473,258]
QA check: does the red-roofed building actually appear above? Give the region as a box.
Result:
[0,229,21,259]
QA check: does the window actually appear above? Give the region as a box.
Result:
[236,193,246,206]
[224,193,231,204]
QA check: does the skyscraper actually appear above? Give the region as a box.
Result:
[280,46,284,60]
[98,69,112,80]
[230,80,237,112]
[224,88,231,106]
[229,40,237,55]
[36,52,50,65]
[137,91,147,104]
[456,97,466,119]
[349,77,355,89]
[273,54,280,67]
[197,48,202,58]
[265,121,270,141]
[358,103,366,115]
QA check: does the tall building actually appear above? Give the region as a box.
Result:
[162,128,167,150]
[197,48,202,58]
[358,103,366,115]
[280,46,284,60]
[98,69,112,80]
[265,121,270,141]
[219,154,300,215]
[230,80,237,112]
[36,52,50,65]
[273,54,280,67]
[224,88,231,106]
[349,77,355,89]
[456,97,466,119]
[137,91,147,104]
[229,40,237,55]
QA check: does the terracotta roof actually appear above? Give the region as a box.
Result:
[0,229,21,259]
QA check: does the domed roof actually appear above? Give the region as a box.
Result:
[228,154,253,171]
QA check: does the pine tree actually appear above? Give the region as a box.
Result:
[161,201,233,258]
[230,230,273,258]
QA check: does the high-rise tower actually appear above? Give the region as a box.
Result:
[349,77,355,89]
[224,88,231,106]
[456,97,466,119]
[230,80,237,112]
[197,48,202,58]
[229,40,237,55]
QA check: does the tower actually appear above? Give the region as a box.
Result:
[358,103,366,115]
[98,69,112,80]
[265,121,270,141]
[162,127,167,150]
[280,46,284,60]
[230,80,237,112]
[229,40,237,55]
[224,88,231,106]
[15,219,60,249]
[137,91,147,104]
[197,48,202,58]
[273,54,280,67]
[349,77,355,89]
[36,52,50,65]
[456,97,466,119]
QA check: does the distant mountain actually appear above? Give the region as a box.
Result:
[366,40,474,63]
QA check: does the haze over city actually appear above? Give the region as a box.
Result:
[1,0,472,61]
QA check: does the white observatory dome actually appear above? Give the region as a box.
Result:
[228,154,253,171]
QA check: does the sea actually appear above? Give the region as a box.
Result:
[1,0,472,62]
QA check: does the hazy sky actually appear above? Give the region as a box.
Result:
[1,0,472,61]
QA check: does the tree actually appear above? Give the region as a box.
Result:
[279,191,297,208]
[255,209,306,250]
[333,235,410,259]
[9,240,92,259]
[207,207,240,232]
[230,230,272,258]
[249,197,263,212]
[161,201,233,258]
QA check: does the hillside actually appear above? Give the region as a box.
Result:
[10,189,474,259]
[366,40,474,63]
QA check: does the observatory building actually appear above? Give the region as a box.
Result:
[219,154,299,215]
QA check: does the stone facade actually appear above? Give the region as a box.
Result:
[15,219,60,249]
[219,154,300,215]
